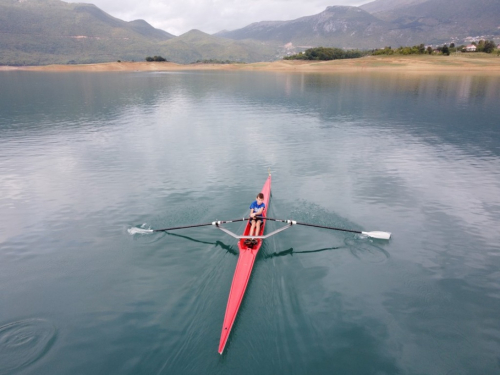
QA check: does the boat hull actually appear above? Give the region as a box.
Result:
[218,175,271,354]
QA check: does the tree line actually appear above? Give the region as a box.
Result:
[284,47,366,61]
[192,59,245,64]
[145,56,167,62]
[372,40,497,56]
[468,40,497,53]
[284,41,498,61]
[372,44,430,55]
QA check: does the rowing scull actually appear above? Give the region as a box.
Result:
[218,174,272,354]
[141,174,391,354]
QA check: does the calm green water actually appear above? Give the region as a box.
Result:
[1,70,500,375]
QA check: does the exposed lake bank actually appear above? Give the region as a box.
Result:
[2,54,500,75]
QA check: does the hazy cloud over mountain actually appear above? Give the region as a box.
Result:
[64,0,370,35]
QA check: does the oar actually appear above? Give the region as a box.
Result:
[153,218,246,232]
[260,217,391,240]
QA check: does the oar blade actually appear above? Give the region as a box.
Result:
[361,231,391,240]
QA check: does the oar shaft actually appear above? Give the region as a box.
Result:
[295,221,362,234]
[153,222,213,232]
[262,217,361,234]
[261,217,390,239]
[153,218,245,232]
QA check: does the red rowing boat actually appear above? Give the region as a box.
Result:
[140,172,390,353]
[218,174,272,354]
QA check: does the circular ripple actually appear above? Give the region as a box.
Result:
[0,319,57,374]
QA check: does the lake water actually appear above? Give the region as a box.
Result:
[1,70,500,375]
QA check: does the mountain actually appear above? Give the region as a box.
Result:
[216,6,390,49]
[218,0,500,49]
[0,0,176,65]
[159,29,279,64]
[128,19,174,41]
[0,0,280,65]
[1,0,499,66]
[362,0,500,43]
[360,0,429,15]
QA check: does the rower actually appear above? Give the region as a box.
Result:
[246,193,265,245]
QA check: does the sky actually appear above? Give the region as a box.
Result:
[64,0,372,36]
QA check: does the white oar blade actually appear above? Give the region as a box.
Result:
[361,231,391,240]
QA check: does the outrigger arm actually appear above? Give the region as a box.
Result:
[213,220,295,240]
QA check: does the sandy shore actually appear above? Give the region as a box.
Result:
[2,55,500,75]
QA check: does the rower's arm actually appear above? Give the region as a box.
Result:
[254,206,264,215]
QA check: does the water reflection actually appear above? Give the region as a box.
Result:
[2,71,498,155]
[164,232,238,255]
[1,70,499,374]
[156,229,389,263]
[265,246,342,257]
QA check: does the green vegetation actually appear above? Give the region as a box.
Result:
[373,44,453,55]
[160,30,277,64]
[145,56,167,62]
[0,0,172,66]
[1,0,498,66]
[284,47,365,61]
[372,40,499,57]
[373,44,431,55]
[467,40,497,53]
[0,1,277,65]
[192,59,245,64]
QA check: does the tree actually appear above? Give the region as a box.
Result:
[477,40,485,52]
[145,56,167,62]
[372,46,394,55]
[372,44,429,56]
[484,40,496,53]
[427,46,433,54]
[442,44,450,56]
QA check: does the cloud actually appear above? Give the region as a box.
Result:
[64,0,370,35]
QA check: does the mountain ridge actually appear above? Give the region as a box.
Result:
[1,0,499,66]
[216,6,390,49]
[0,0,279,65]
[217,0,500,48]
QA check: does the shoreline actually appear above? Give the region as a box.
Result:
[2,55,500,75]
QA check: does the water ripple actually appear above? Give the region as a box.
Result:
[128,224,154,235]
[0,318,57,374]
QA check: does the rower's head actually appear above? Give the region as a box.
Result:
[256,193,264,203]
